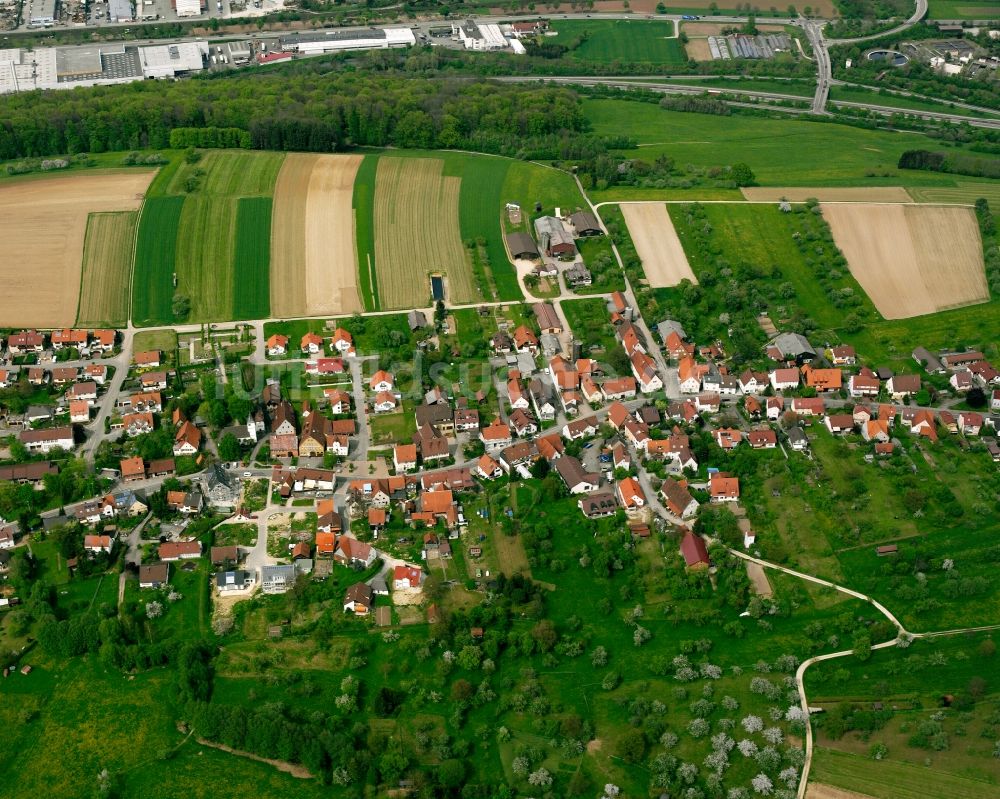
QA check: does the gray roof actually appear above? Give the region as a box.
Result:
[533,216,575,252]
[771,333,815,359]
[262,564,296,581]
[216,570,251,588]
[570,210,602,234]
[369,573,389,593]
[506,231,539,258]
[555,455,599,489]
[408,310,427,330]
[912,347,944,373]
[205,463,236,490]
[657,320,687,341]
[787,427,808,445]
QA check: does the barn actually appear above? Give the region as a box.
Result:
[533,216,576,258]
[506,231,539,260]
[570,210,603,237]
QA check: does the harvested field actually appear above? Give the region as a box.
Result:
[619,202,697,287]
[742,187,912,202]
[907,182,1000,206]
[745,561,773,598]
[684,37,712,60]
[822,203,988,319]
[77,211,139,327]
[374,157,477,309]
[682,21,787,35]
[0,171,153,328]
[270,153,363,318]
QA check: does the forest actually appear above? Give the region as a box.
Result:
[0,71,586,160]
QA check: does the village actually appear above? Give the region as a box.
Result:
[1,283,998,627]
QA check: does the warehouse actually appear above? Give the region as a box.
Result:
[174,0,203,17]
[26,0,56,26]
[534,216,576,257]
[506,231,539,260]
[283,28,416,54]
[138,42,208,78]
[455,19,508,50]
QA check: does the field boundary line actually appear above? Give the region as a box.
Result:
[126,191,150,327]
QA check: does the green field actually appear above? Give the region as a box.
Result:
[830,85,1000,119]
[927,0,1000,18]
[810,748,1000,799]
[550,19,687,64]
[908,181,1000,205]
[583,98,1000,192]
[133,151,283,325]
[353,154,380,311]
[132,196,184,326]
[654,76,818,97]
[77,210,138,327]
[232,197,272,320]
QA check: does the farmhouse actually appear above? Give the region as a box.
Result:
[532,303,563,334]
[767,333,816,364]
[913,347,946,374]
[534,216,576,257]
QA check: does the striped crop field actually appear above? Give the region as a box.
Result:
[175,196,238,322]
[132,196,184,326]
[373,157,478,309]
[233,197,272,320]
[77,211,139,327]
[906,182,1000,206]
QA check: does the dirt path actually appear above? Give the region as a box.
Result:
[195,737,313,778]
[745,560,773,598]
[0,170,154,327]
[806,784,878,799]
[620,202,697,287]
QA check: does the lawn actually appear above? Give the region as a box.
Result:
[583,98,992,191]
[77,211,138,327]
[353,153,379,311]
[370,405,416,445]
[133,328,178,362]
[830,85,1000,119]
[550,19,687,65]
[810,747,1000,799]
[232,197,272,320]
[132,196,184,326]
[926,0,1000,18]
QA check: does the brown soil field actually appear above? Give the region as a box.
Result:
[0,171,153,328]
[682,21,787,34]
[374,157,477,309]
[684,37,713,60]
[76,211,139,327]
[806,784,877,799]
[270,153,363,318]
[620,202,697,287]
[745,561,774,598]
[822,203,988,319]
[742,187,912,202]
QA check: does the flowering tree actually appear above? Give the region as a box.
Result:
[763,727,784,745]
[711,733,735,753]
[527,768,552,787]
[751,773,774,795]
[737,739,759,757]
[778,766,799,788]
[741,715,764,734]
[688,718,710,738]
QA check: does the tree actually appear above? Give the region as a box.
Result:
[437,759,465,789]
[172,293,191,321]
[966,387,987,408]
[218,433,241,463]
[730,163,756,187]
[176,640,215,703]
[617,729,647,763]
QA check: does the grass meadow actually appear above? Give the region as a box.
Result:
[550,19,687,65]
[926,0,1000,17]
[77,211,138,327]
[132,196,184,326]
[133,151,282,325]
[233,197,272,320]
[353,154,380,311]
[830,85,1000,119]
[583,99,997,194]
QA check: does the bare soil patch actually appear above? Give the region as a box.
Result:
[742,187,912,202]
[683,21,787,34]
[822,203,988,319]
[745,561,774,598]
[270,153,363,318]
[620,202,697,287]
[806,784,878,799]
[0,171,153,327]
[684,37,713,60]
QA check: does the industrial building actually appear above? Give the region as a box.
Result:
[455,19,508,50]
[281,27,416,54]
[174,0,203,16]
[0,41,207,94]
[26,0,57,26]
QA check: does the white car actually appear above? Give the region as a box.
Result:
[243,471,252,478]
